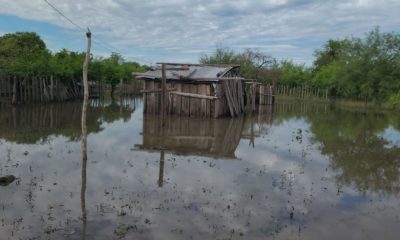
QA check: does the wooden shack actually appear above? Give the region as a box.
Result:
[136,63,245,118]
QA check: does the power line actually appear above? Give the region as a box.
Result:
[43,0,86,32]
[43,0,121,54]
[42,0,153,64]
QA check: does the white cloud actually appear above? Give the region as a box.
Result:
[0,0,399,64]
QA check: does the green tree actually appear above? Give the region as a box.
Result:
[278,60,311,87]
[0,32,48,76]
[312,27,400,105]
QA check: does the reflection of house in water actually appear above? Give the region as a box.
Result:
[136,105,275,159]
[135,114,244,159]
[135,105,275,186]
[241,105,274,147]
[135,114,243,187]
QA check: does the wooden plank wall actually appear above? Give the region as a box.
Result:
[143,80,231,118]
[222,79,244,117]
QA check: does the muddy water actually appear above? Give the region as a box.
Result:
[0,98,400,239]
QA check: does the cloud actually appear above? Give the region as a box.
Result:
[0,0,399,64]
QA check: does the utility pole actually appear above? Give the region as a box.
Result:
[81,29,91,240]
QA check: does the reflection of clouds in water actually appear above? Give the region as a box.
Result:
[379,125,400,148]
[1,103,400,239]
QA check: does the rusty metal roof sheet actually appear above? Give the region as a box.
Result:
[135,63,238,81]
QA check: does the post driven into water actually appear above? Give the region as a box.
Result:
[81,29,91,240]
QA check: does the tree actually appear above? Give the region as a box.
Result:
[200,47,279,83]
[313,39,350,73]
[278,60,311,87]
[0,31,149,102]
[0,32,48,76]
[312,27,400,105]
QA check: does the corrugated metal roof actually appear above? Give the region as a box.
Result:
[135,64,238,81]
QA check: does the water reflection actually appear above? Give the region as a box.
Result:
[0,98,400,239]
[136,105,274,159]
[273,102,400,194]
[136,115,244,159]
[308,108,400,194]
[158,151,165,187]
[80,86,89,240]
[81,151,87,240]
[0,98,137,143]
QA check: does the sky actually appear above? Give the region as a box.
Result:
[0,0,399,66]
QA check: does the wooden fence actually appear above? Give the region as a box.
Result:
[275,85,328,99]
[118,79,144,95]
[0,76,105,104]
[259,84,275,105]
[245,83,275,112]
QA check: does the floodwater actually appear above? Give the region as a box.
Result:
[0,97,400,240]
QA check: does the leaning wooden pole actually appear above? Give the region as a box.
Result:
[161,64,167,126]
[81,29,91,240]
[82,29,91,140]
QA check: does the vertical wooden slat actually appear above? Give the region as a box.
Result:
[149,80,155,114]
[206,85,211,118]
[178,83,182,115]
[161,64,167,125]
[143,81,147,113]
[188,84,197,117]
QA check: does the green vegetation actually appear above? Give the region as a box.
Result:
[200,27,400,109]
[0,32,148,98]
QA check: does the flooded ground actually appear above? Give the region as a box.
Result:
[1,97,400,239]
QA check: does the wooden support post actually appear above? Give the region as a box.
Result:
[80,29,91,240]
[82,29,91,155]
[161,64,167,126]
